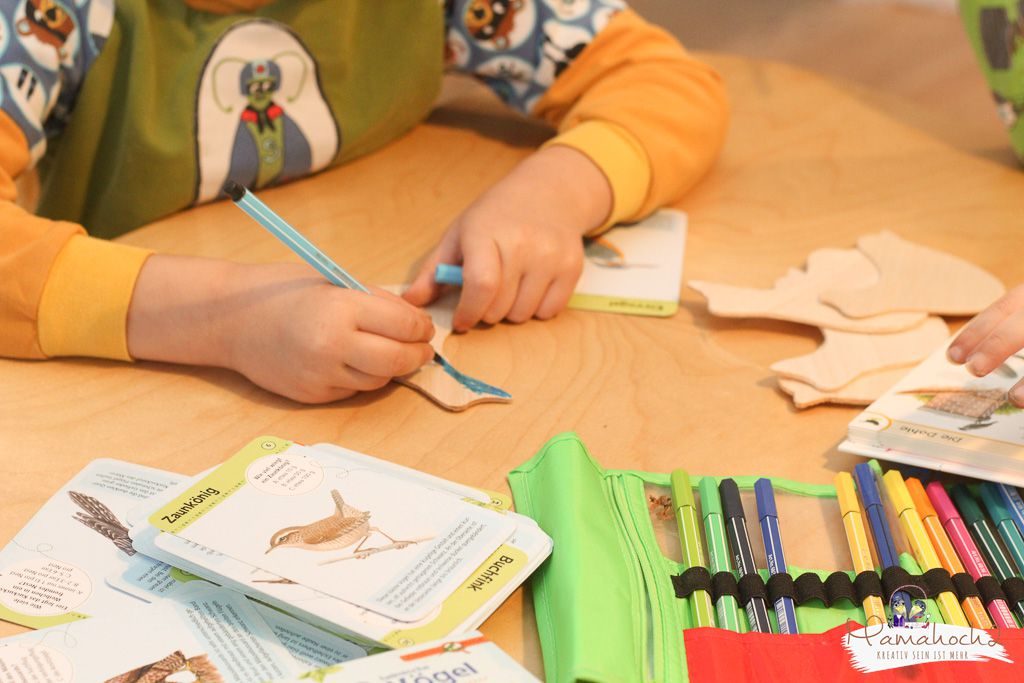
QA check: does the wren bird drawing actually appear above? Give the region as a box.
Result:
[265,489,428,561]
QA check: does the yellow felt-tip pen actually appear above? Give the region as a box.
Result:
[835,473,887,626]
[882,471,969,627]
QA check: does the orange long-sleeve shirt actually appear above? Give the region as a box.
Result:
[0,0,727,361]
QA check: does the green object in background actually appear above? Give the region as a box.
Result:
[959,0,1024,162]
[698,477,744,632]
[670,470,716,629]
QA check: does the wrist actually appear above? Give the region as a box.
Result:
[127,254,240,368]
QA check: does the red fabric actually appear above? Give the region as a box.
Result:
[684,624,1024,682]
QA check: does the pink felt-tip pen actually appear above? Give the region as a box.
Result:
[927,482,1018,629]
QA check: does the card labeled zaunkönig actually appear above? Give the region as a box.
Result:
[149,437,516,622]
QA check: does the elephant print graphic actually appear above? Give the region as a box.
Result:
[194,20,339,203]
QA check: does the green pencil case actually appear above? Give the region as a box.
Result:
[508,433,1024,683]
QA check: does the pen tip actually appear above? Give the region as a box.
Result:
[223,180,246,202]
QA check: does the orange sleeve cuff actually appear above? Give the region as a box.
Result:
[37,235,152,360]
[532,9,729,226]
[543,120,651,235]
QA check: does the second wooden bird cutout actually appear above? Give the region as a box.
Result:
[689,248,926,333]
[778,365,913,409]
[820,231,1005,318]
[770,316,949,392]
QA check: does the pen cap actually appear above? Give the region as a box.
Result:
[951,485,986,526]
[698,477,722,519]
[834,472,860,518]
[670,470,696,510]
[905,478,938,519]
[753,478,777,520]
[854,464,883,509]
[719,478,746,520]
[882,470,914,516]
[926,482,960,525]
[979,482,1013,524]
[223,180,246,201]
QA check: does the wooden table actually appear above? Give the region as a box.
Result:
[3,55,1024,675]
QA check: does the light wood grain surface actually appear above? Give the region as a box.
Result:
[2,56,1024,675]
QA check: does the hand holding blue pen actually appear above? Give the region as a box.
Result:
[224,182,511,404]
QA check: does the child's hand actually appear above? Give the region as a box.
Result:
[128,256,435,403]
[948,284,1024,405]
[404,146,611,331]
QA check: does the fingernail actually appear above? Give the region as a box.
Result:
[1011,386,1024,407]
[947,346,964,363]
[966,354,988,376]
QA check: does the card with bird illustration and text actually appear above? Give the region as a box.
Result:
[148,437,517,622]
[128,442,551,648]
[0,459,183,630]
[0,583,302,682]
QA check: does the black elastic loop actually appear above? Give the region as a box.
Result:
[793,572,826,605]
[853,570,884,603]
[737,573,769,608]
[710,571,740,605]
[977,575,1009,608]
[823,571,859,607]
[766,573,796,605]
[951,572,981,601]
[1003,576,1024,606]
[671,566,712,600]
[921,567,957,598]
[881,566,916,602]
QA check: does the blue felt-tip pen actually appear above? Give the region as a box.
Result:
[997,483,1024,539]
[754,479,799,634]
[434,263,464,286]
[855,463,908,622]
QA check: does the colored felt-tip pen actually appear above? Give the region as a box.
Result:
[434,263,464,286]
[997,484,1024,540]
[906,477,993,629]
[835,472,887,627]
[698,477,743,632]
[883,471,969,626]
[979,483,1024,577]
[719,479,773,633]
[754,479,799,634]
[929,482,1018,629]
[953,484,1024,624]
[670,470,716,628]
[855,464,908,624]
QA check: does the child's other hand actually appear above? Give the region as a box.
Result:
[128,257,435,404]
[404,146,611,331]
[948,284,1024,405]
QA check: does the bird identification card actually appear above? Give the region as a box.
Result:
[0,583,302,683]
[569,209,687,317]
[149,436,517,622]
[0,459,183,629]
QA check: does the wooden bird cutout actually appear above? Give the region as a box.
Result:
[690,248,926,333]
[771,316,949,392]
[266,489,421,561]
[381,286,512,412]
[778,365,913,409]
[820,231,1005,318]
[69,491,135,556]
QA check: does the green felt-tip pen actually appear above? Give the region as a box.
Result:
[698,477,743,632]
[671,470,716,628]
[952,485,1024,623]
[979,483,1024,576]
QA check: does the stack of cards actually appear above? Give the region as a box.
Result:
[128,436,552,648]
